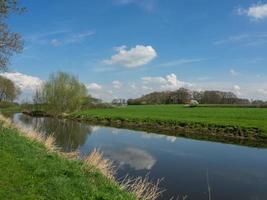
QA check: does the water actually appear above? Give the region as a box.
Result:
[11,113,267,200]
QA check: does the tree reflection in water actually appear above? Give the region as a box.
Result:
[17,114,92,152]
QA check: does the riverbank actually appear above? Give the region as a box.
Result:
[69,105,267,147]
[0,115,161,200]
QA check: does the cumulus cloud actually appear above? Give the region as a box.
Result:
[233,85,241,96]
[103,45,157,68]
[0,72,43,102]
[108,147,156,170]
[0,72,43,91]
[112,80,122,89]
[237,3,267,20]
[142,73,193,90]
[86,83,102,90]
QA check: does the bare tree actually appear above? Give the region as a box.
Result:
[0,0,24,70]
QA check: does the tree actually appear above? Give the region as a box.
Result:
[0,75,20,102]
[0,0,24,70]
[171,88,191,104]
[37,72,88,113]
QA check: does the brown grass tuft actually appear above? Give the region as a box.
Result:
[44,135,57,151]
[120,174,164,200]
[61,150,80,160]
[0,114,13,128]
[84,148,116,180]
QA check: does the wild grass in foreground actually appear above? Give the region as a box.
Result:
[0,115,163,200]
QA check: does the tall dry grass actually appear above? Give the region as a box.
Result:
[0,114,164,200]
[84,148,116,180]
[120,174,164,200]
[84,148,164,200]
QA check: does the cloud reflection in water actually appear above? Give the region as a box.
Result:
[108,147,156,170]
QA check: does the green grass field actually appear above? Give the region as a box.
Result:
[0,106,21,113]
[0,123,135,200]
[73,105,267,134]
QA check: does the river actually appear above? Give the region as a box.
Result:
[10,113,267,200]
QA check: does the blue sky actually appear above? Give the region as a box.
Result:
[2,0,267,101]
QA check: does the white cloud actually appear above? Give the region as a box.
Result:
[233,85,241,96]
[86,83,102,90]
[237,3,267,20]
[112,80,122,89]
[257,88,267,95]
[0,72,43,102]
[142,73,193,90]
[0,72,43,91]
[233,85,240,90]
[230,69,239,76]
[103,45,157,68]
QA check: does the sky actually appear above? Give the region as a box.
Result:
[1,0,267,101]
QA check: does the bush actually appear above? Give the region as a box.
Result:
[188,100,199,107]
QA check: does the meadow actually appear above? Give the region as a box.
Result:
[72,105,267,137]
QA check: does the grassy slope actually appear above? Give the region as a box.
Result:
[0,124,135,200]
[72,105,267,134]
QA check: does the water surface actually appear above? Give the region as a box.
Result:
[11,113,267,200]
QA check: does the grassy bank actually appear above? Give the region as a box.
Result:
[70,105,267,145]
[0,117,138,200]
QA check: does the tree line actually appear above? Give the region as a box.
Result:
[127,88,266,105]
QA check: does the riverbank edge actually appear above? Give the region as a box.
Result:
[70,115,267,147]
[22,110,267,148]
[0,114,159,200]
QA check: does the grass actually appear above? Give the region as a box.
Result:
[0,105,22,113]
[72,105,267,135]
[0,115,163,200]
[0,119,136,200]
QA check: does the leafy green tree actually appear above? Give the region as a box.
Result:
[0,75,21,102]
[37,72,87,113]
